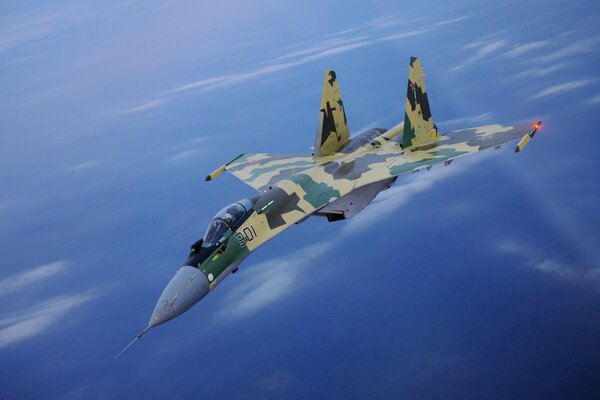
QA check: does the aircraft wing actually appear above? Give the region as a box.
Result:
[295,121,541,196]
[382,121,541,179]
[205,153,317,192]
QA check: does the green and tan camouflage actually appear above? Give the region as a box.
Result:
[314,70,350,157]
[118,57,543,356]
[403,56,440,148]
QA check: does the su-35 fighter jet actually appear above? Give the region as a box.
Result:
[117,57,542,356]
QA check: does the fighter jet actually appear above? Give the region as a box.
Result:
[117,57,542,356]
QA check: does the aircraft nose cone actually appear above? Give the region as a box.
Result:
[148,266,210,328]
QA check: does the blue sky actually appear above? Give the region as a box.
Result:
[1,0,600,398]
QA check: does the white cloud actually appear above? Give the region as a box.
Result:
[453,39,508,71]
[432,15,470,26]
[469,39,508,61]
[502,41,550,58]
[377,28,435,42]
[124,14,471,114]
[0,289,99,349]
[464,39,491,50]
[68,160,101,172]
[496,241,600,290]
[531,36,600,63]
[126,40,373,114]
[216,242,335,320]
[256,372,297,393]
[272,35,371,62]
[0,2,142,56]
[531,79,594,99]
[440,113,492,127]
[514,62,570,79]
[190,136,212,143]
[0,261,69,296]
[463,31,507,49]
[585,94,600,106]
[0,10,66,55]
[165,149,200,163]
[167,40,373,96]
[501,158,600,270]
[121,98,169,114]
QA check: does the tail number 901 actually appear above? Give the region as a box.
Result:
[234,226,257,247]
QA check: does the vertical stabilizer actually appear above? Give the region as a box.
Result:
[402,57,440,148]
[314,70,350,157]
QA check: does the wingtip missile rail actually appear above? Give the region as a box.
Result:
[205,164,226,181]
[515,121,542,153]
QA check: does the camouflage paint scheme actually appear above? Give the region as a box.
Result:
[201,56,542,292]
[114,56,542,353]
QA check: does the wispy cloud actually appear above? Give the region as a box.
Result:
[531,79,594,99]
[272,35,371,62]
[530,36,600,64]
[467,39,508,62]
[0,261,69,296]
[125,40,372,112]
[496,240,600,291]
[0,289,100,349]
[455,31,587,73]
[432,16,470,27]
[378,28,436,41]
[440,113,492,127]
[216,242,334,320]
[318,14,432,42]
[585,94,600,106]
[68,160,101,172]
[190,136,212,143]
[452,39,508,71]
[121,99,169,114]
[255,372,297,393]
[0,2,142,57]
[502,157,600,269]
[0,9,69,55]
[167,41,372,97]
[165,149,201,163]
[124,14,470,114]
[502,41,551,58]
[513,62,570,79]
[463,31,507,50]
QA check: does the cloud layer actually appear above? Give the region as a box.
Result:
[123,14,470,114]
[531,79,594,99]
[496,240,600,291]
[0,261,69,296]
[216,242,333,320]
[0,261,103,350]
[0,289,100,349]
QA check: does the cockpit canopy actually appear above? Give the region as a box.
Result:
[201,198,254,247]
